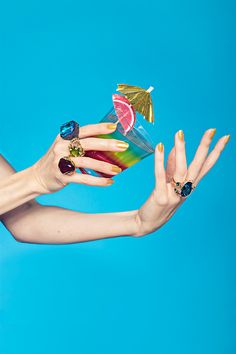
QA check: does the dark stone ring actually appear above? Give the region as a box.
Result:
[171,177,196,198]
[58,156,76,175]
[60,120,80,140]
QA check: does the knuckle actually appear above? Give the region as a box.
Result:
[92,178,107,186]
[170,195,180,205]
[100,122,109,131]
[81,137,91,148]
[55,134,61,142]
[157,196,169,206]
[75,156,86,166]
[97,161,109,171]
[193,156,202,165]
[153,190,169,206]
[204,159,211,168]
[156,154,164,162]
[53,142,63,155]
[216,146,223,154]
[53,157,60,168]
[80,157,107,171]
[78,174,86,184]
[156,172,166,180]
[55,167,63,179]
[105,139,115,148]
[177,142,186,151]
[99,177,109,185]
[202,136,211,146]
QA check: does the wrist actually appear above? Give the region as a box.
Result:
[23,166,45,197]
[130,210,147,238]
[131,209,160,238]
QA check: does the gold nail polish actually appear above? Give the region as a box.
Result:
[116,141,129,150]
[209,128,216,139]
[225,134,230,145]
[106,179,115,185]
[107,123,117,130]
[158,142,164,152]
[111,165,122,173]
[178,130,184,141]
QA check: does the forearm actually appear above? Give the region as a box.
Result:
[0,154,140,243]
[2,203,139,243]
[0,166,40,216]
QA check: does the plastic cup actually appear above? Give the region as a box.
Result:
[79,107,156,178]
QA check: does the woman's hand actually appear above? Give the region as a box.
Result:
[30,122,128,194]
[134,129,230,237]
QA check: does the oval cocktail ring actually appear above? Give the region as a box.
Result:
[58,156,76,175]
[171,177,196,198]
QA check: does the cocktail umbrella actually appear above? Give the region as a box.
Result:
[117,84,154,124]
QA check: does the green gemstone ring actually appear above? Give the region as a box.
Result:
[68,137,85,157]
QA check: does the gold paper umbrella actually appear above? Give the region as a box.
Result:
[117,84,155,123]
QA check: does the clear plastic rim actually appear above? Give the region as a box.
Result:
[101,107,156,153]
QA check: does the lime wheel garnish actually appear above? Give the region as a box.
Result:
[112,94,136,134]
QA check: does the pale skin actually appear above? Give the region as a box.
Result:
[0,122,230,244]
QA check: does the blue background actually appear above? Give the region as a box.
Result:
[0,1,235,353]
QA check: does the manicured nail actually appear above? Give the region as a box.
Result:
[106,179,115,185]
[209,128,216,139]
[158,142,164,152]
[111,165,122,173]
[224,134,230,145]
[107,123,117,130]
[178,130,184,141]
[116,141,129,150]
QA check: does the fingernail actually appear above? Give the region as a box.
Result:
[111,165,122,173]
[224,134,230,145]
[158,142,164,152]
[116,141,129,150]
[178,130,184,141]
[209,128,216,139]
[106,179,115,185]
[107,123,117,130]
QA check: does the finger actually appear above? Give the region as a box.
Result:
[55,122,118,142]
[173,130,187,182]
[71,156,122,175]
[54,136,129,154]
[154,143,167,203]
[64,172,115,187]
[166,146,175,182]
[185,128,216,182]
[195,135,230,185]
[79,122,118,138]
[79,137,129,152]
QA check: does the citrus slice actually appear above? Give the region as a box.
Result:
[112,94,136,134]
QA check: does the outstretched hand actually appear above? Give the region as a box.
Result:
[134,129,230,237]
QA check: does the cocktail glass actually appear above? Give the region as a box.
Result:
[79,107,156,178]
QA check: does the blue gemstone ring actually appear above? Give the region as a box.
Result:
[60,120,80,140]
[171,177,196,198]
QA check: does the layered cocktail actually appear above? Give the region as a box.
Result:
[79,85,156,178]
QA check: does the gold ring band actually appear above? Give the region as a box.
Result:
[68,137,85,157]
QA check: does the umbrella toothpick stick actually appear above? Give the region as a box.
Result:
[113,84,155,125]
[146,86,154,93]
